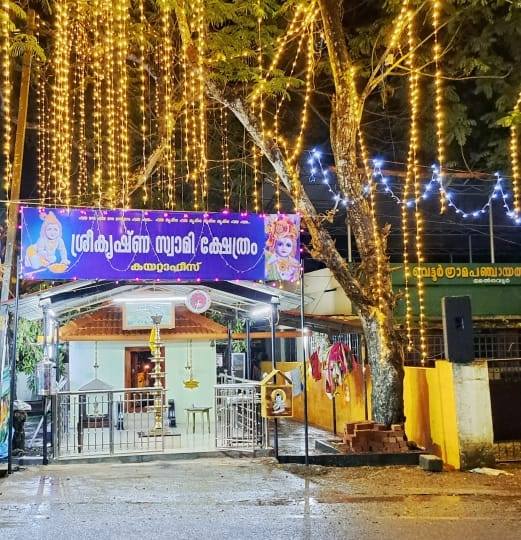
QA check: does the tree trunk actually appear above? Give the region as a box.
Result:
[360,311,404,426]
[318,0,404,426]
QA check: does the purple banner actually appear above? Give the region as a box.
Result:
[21,207,301,282]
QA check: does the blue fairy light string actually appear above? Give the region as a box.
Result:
[306,149,521,225]
[307,148,350,207]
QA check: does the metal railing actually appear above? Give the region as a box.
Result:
[214,375,267,451]
[487,358,521,462]
[405,331,521,366]
[56,387,167,459]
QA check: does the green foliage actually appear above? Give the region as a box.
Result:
[6,1,27,22]
[10,34,46,61]
[16,318,43,393]
[0,8,17,32]
[16,317,67,393]
[203,0,304,97]
[1,2,46,60]
[497,109,521,129]
[207,311,247,352]
[441,1,521,170]
[231,318,246,352]
[349,0,521,172]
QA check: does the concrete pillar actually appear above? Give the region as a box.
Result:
[452,360,495,469]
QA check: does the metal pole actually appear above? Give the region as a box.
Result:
[42,396,48,465]
[245,318,251,380]
[300,268,309,465]
[468,235,473,263]
[332,395,337,435]
[40,305,51,462]
[1,10,36,305]
[489,198,495,263]
[7,262,21,474]
[347,219,352,263]
[270,300,279,459]
[227,322,232,376]
[42,305,49,360]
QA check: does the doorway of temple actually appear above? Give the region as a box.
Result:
[124,347,165,412]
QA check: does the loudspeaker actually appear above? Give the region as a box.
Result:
[442,295,474,363]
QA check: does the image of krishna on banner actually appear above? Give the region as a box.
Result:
[24,210,70,273]
[264,214,301,281]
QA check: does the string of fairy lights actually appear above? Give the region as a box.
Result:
[30,1,210,212]
[33,1,319,215]
[303,2,521,362]
[431,0,447,214]
[308,154,521,225]
[252,3,317,212]
[1,0,12,205]
[160,1,175,210]
[511,90,521,217]
[405,8,427,360]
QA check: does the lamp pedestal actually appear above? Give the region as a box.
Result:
[148,315,170,436]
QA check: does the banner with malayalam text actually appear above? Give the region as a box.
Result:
[21,207,301,282]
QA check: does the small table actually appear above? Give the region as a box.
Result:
[185,407,212,434]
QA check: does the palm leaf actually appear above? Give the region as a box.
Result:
[10,34,46,62]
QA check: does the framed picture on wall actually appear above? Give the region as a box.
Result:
[122,302,176,329]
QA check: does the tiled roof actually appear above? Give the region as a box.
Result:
[60,306,227,341]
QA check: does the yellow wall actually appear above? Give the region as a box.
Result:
[404,361,460,469]
[261,359,461,469]
[261,361,371,433]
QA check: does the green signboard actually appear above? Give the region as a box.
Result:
[392,264,521,319]
[392,263,521,286]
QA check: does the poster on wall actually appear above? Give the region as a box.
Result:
[260,370,294,418]
[21,207,301,282]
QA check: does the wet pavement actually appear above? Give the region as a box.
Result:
[1,458,521,539]
[274,419,333,455]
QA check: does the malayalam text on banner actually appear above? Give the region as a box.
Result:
[21,207,301,282]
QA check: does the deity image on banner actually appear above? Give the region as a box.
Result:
[24,211,70,273]
[0,367,10,459]
[264,214,300,282]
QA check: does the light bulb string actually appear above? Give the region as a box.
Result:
[373,163,521,224]
[307,150,521,226]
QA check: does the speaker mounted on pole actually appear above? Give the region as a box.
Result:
[442,295,474,364]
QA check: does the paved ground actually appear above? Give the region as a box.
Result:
[1,458,521,539]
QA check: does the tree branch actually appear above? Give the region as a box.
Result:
[128,142,167,196]
[206,81,371,307]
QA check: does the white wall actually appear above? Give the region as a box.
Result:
[68,340,217,423]
[165,341,216,418]
[304,268,353,316]
[69,341,128,390]
[452,360,495,468]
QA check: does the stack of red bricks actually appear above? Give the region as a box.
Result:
[338,421,408,453]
